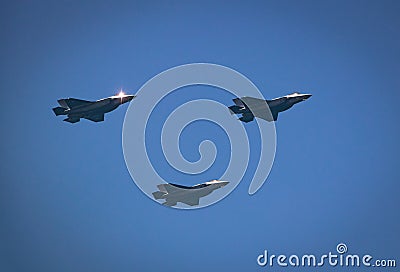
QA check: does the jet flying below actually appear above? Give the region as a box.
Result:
[52,91,136,123]
[228,92,312,122]
[152,180,229,207]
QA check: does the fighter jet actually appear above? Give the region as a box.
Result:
[52,91,135,123]
[228,92,312,122]
[152,180,229,207]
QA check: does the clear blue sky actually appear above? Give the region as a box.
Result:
[1,1,399,271]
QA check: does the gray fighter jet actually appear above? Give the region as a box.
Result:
[228,92,312,122]
[52,92,135,123]
[152,180,229,207]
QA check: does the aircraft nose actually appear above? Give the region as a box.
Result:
[219,181,229,187]
[120,95,136,104]
[302,94,312,100]
[123,95,136,103]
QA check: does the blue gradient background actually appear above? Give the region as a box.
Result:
[1,1,399,271]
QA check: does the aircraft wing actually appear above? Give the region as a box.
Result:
[239,97,275,121]
[84,114,104,122]
[272,111,278,121]
[58,98,93,109]
[180,196,200,206]
[163,200,178,207]
[63,117,80,123]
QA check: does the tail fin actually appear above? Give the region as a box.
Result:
[228,105,243,114]
[152,191,166,200]
[52,107,67,116]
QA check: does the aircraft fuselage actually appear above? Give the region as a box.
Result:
[53,94,135,123]
[67,98,121,116]
[229,93,311,122]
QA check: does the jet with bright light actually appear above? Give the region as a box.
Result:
[152,180,229,207]
[228,92,312,122]
[52,91,136,123]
